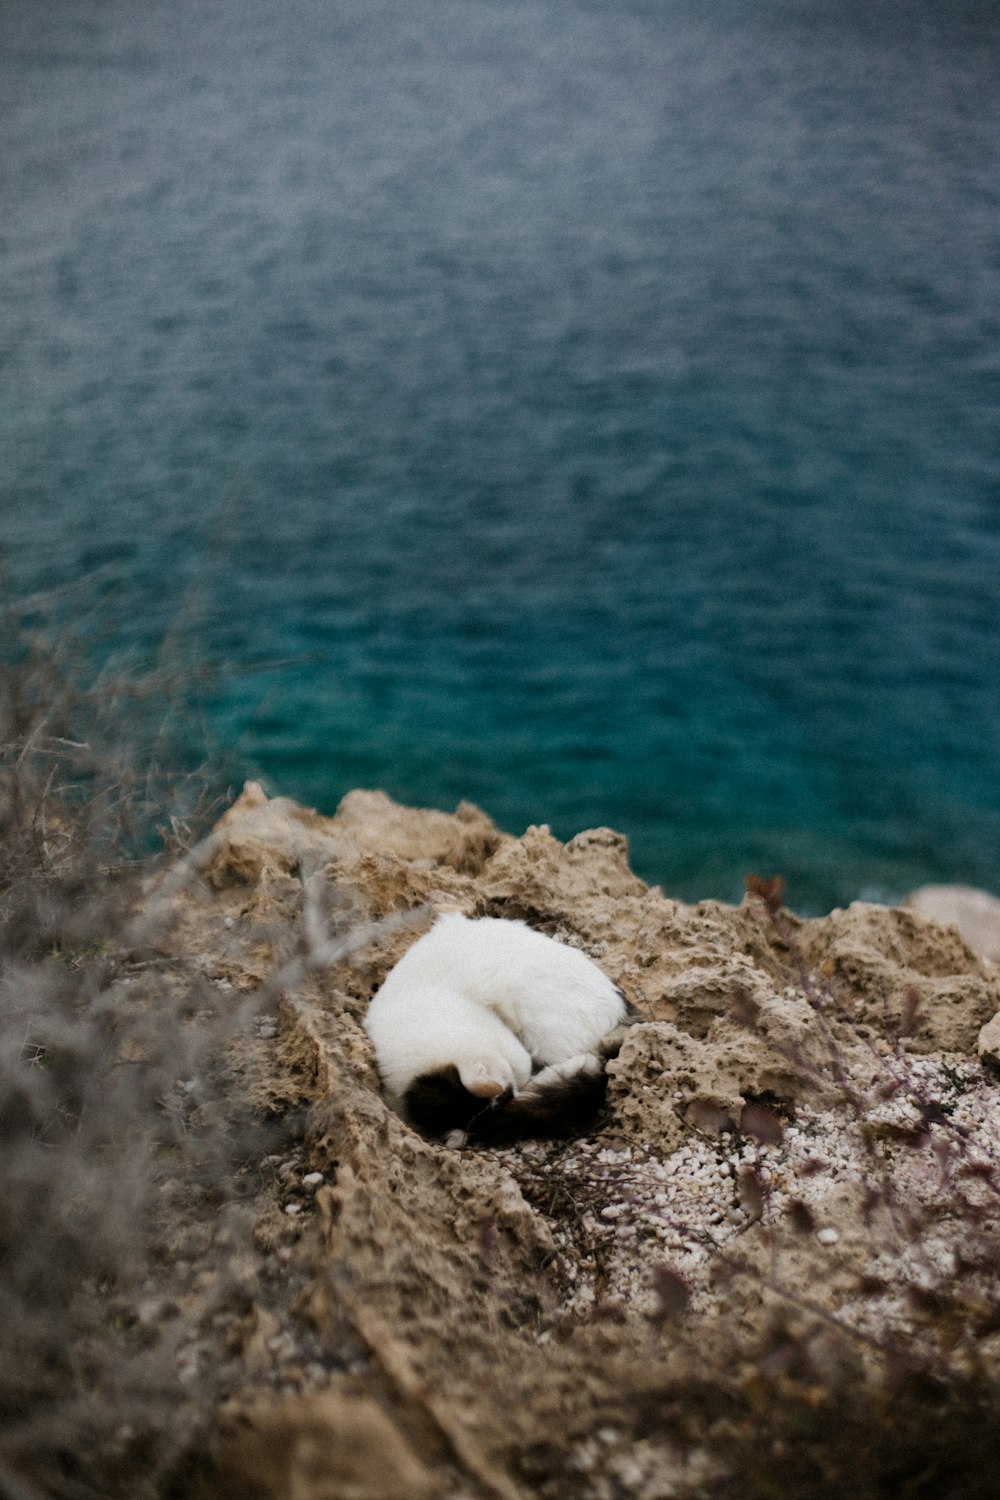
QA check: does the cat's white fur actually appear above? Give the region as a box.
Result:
[363,912,627,1099]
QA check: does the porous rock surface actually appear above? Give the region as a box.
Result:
[155,783,1000,1500]
[906,883,1000,966]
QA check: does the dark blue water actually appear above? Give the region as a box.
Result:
[3,0,1000,912]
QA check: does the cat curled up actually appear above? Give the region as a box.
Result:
[363,912,633,1145]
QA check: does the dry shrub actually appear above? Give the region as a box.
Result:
[0,590,262,1500]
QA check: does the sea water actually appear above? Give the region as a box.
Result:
[2,0,999,912]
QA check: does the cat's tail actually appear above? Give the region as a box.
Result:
[461,1027,630,1147]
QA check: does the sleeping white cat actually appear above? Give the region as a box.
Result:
[363,912,631,1144]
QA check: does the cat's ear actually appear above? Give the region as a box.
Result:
[458,1062,506,1099]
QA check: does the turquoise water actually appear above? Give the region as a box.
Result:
[3,0,1000,911]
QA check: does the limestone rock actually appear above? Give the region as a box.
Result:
[978,1010,1000,1067]
[203,1391,436,1500]
[138,785,1000,1500]
[906,883,1000,965]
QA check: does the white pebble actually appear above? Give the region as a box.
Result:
[302,1171,324,1188]
[817,1227,840,1246]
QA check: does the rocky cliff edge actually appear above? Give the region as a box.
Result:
[145,783,1000,1499]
